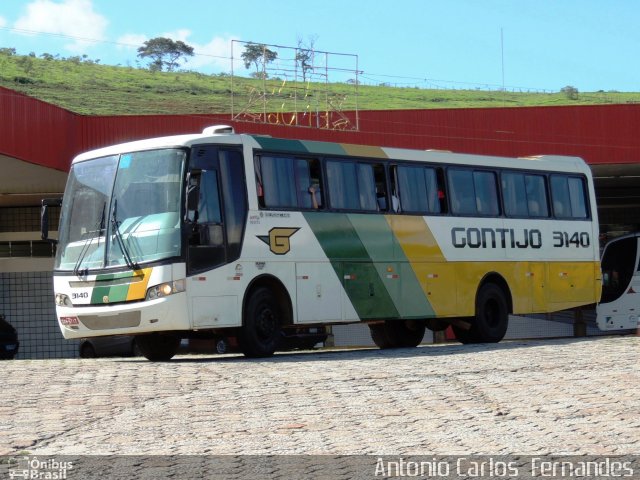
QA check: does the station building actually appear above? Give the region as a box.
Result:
[2,86,639,357]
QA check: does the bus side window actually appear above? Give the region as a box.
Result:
[449,169,476,215]
[394,164,445,215]
[259,155,297,208]
[256,155,324,210]
[295,158,323,209]
[474,171,499,215]
[525,174,549,217]
[502,172,528,217]
[327,160,377,211]
[551,175,588,219]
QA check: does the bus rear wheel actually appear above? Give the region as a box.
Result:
[240,287,282,358]
[454,283,509,344]
[369,320,426,349]
[136,333,180,361]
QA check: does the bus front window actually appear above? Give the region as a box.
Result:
[55,149,186,271]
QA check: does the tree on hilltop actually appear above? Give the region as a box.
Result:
[241,43,277,79]
[295,35,317,83]
[137,37,194,72]
[561,85,579,100]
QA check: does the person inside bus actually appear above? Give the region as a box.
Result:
[308,184,320,209]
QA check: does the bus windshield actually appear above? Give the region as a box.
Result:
[55,148,186,272]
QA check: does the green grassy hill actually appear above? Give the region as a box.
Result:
[2,51,639,115]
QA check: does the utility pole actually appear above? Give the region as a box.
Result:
[501,28,506,106]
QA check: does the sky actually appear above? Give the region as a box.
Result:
[0,0,639,92]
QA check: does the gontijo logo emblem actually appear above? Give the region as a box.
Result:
[257,228,300,255]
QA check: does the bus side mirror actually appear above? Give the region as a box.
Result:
[41,198,62,242]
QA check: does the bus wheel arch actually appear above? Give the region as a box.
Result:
[240,275,292,357]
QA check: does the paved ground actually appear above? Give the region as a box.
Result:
[1,335,639,456]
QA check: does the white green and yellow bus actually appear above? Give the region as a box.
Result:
[43,125,602,360]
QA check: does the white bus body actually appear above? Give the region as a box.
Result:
[47,126,602,360]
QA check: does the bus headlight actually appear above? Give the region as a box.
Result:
[55,293,73,307]
[146,279,186,300]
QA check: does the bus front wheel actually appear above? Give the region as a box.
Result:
[136,333,180,361]
[240,287,282,358]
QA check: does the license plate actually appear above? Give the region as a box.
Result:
[6,344,16,351]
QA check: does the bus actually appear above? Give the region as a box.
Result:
[42,125,602,361]
[597,232,640,331]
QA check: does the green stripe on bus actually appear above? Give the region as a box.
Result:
[299,140,347,156]
[303,212,370,260]
[348,214,435,318]
[91,270,150,304]
[94,271,140,281]
[304,212,398,319]
[91,284,130,304]
[250,136,309,153]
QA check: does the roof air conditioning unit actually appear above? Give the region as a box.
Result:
[202,125,234,135]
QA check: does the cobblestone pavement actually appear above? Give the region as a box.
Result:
[1,336,639,456]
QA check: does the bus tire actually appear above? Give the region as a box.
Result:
[425,318,449,332]
[474,283,509,342]
[369,323,394,349]
[369,320,426,348]
[79,342,96,358]
[452,321,476,344]
[136,333,180,361]
[457,283,509,344]
[240,287,282,358]
[386,319,426,347]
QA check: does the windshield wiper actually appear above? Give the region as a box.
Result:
[73,203,106,276]
[111,199,139,270]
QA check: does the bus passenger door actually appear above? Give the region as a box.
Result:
[186,146,247,328]
[186,153,226,274]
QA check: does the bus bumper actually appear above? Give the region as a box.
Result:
[56,292,190,339]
